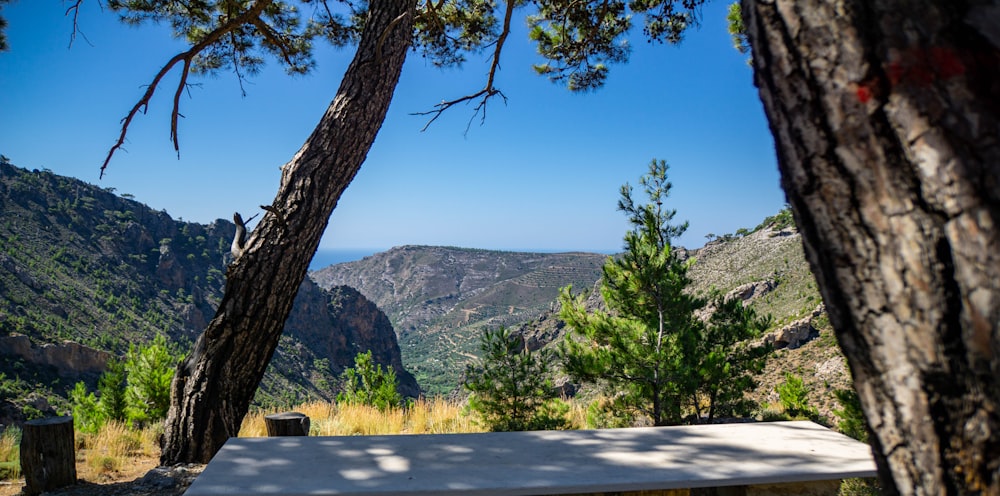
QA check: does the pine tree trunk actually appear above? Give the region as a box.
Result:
[159,0,416,464]
[742,1,999,494]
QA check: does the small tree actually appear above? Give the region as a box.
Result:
[337,351,402,411]
[98,358,128,423]
[693,293,772,420]
[70,338,177,431]
[560,159,702,426]
[124,334,178,424]
[833,388,868,443]
[69,382,105,434]
[464,327,568,432]
[776,372,817,419]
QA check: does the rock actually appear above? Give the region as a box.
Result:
[0,335,112,376]
[764,317,818,350]
[727,279,777,304]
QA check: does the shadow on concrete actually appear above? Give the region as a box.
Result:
[186,421,876,495]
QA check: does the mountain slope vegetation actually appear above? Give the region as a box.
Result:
[0,160,415,425]
[311,246,607,395]
[2,158,848,424]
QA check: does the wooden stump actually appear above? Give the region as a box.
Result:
[20,416,76,495]
[264,412,310,436]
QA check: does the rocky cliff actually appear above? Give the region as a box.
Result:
[0,161,415,424]
[310,245,608,395]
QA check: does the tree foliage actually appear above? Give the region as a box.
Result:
[724,2,748,55]
[463,327,569,432]
[0,0,11,52]
[693,292,770,420]
[776,372,816,419]
[337,351,402,411]
[70,335,179,432]
[561,159,698,426]
[13,0,712,172]
[98,359,128,423]
[833,388,867,443]
[124,334,179,424]
[562,159,771,425]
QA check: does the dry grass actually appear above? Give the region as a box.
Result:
[0,427,20,482]
[0,421,161,495]
[76,421,160,481]
[239,398,482,437]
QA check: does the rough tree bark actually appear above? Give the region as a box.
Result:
[742,1,999,494]
[160,0,417,464]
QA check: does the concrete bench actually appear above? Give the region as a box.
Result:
[185,420,876,495]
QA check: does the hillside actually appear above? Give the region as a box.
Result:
[310,246,607,395]
[0,158,853,424]
[0,161,416,425]
[514,221,849,418]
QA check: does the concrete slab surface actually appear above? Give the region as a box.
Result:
[185,420,877,495]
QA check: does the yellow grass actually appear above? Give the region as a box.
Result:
[0,427,20,481]
[76,421,160,480]
[239,398,483,437]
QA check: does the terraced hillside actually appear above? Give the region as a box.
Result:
[310,246,607,395]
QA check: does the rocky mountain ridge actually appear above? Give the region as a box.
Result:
[0,161,415,425]
[310,245,608,395]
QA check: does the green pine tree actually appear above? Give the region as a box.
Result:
[337,351,402,411]
[560,159,702,426]
[464,327,569,432]
[98,358,128,423]
[693,293,772,420]
[124,334,178,424]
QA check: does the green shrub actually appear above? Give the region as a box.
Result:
[464,327,569,432]
[124,334,178,424]
[337,351,402,411]
[833,388,868,442]
[71,381,107,434]
[584,398,632,429]
[777,372,818,419]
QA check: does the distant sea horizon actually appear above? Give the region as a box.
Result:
[309,247,618,271]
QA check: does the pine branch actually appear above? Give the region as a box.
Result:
[100,0,275,178]
[250,16,300,69]
[413,0,515,132]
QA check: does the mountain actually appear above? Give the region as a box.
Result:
[1,158,852,423]
[310,246,608,395]
[0,160,416,426]
[513,219,851,418]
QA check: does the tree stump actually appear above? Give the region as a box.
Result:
[264,412,310,436]
[20,416,76,495]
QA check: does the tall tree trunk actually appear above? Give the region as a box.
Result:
[160,0,416,464]
[742,1,999,494]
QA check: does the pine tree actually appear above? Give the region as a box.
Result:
[560,159,702,426]
[463,327,568,432]
[124,334,178,424]
[337,351,402,411]
[97,358,128,423]
[692,293,771,420]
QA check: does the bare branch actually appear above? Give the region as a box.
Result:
[101,0,275,178]
[413,0,516,132]
[65,0,98,48]
[229,30,250,97]
[171,57,192,156]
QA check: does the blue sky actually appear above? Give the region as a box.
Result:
[0,1,784,255]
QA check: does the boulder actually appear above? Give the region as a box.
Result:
[764,317,817,350]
